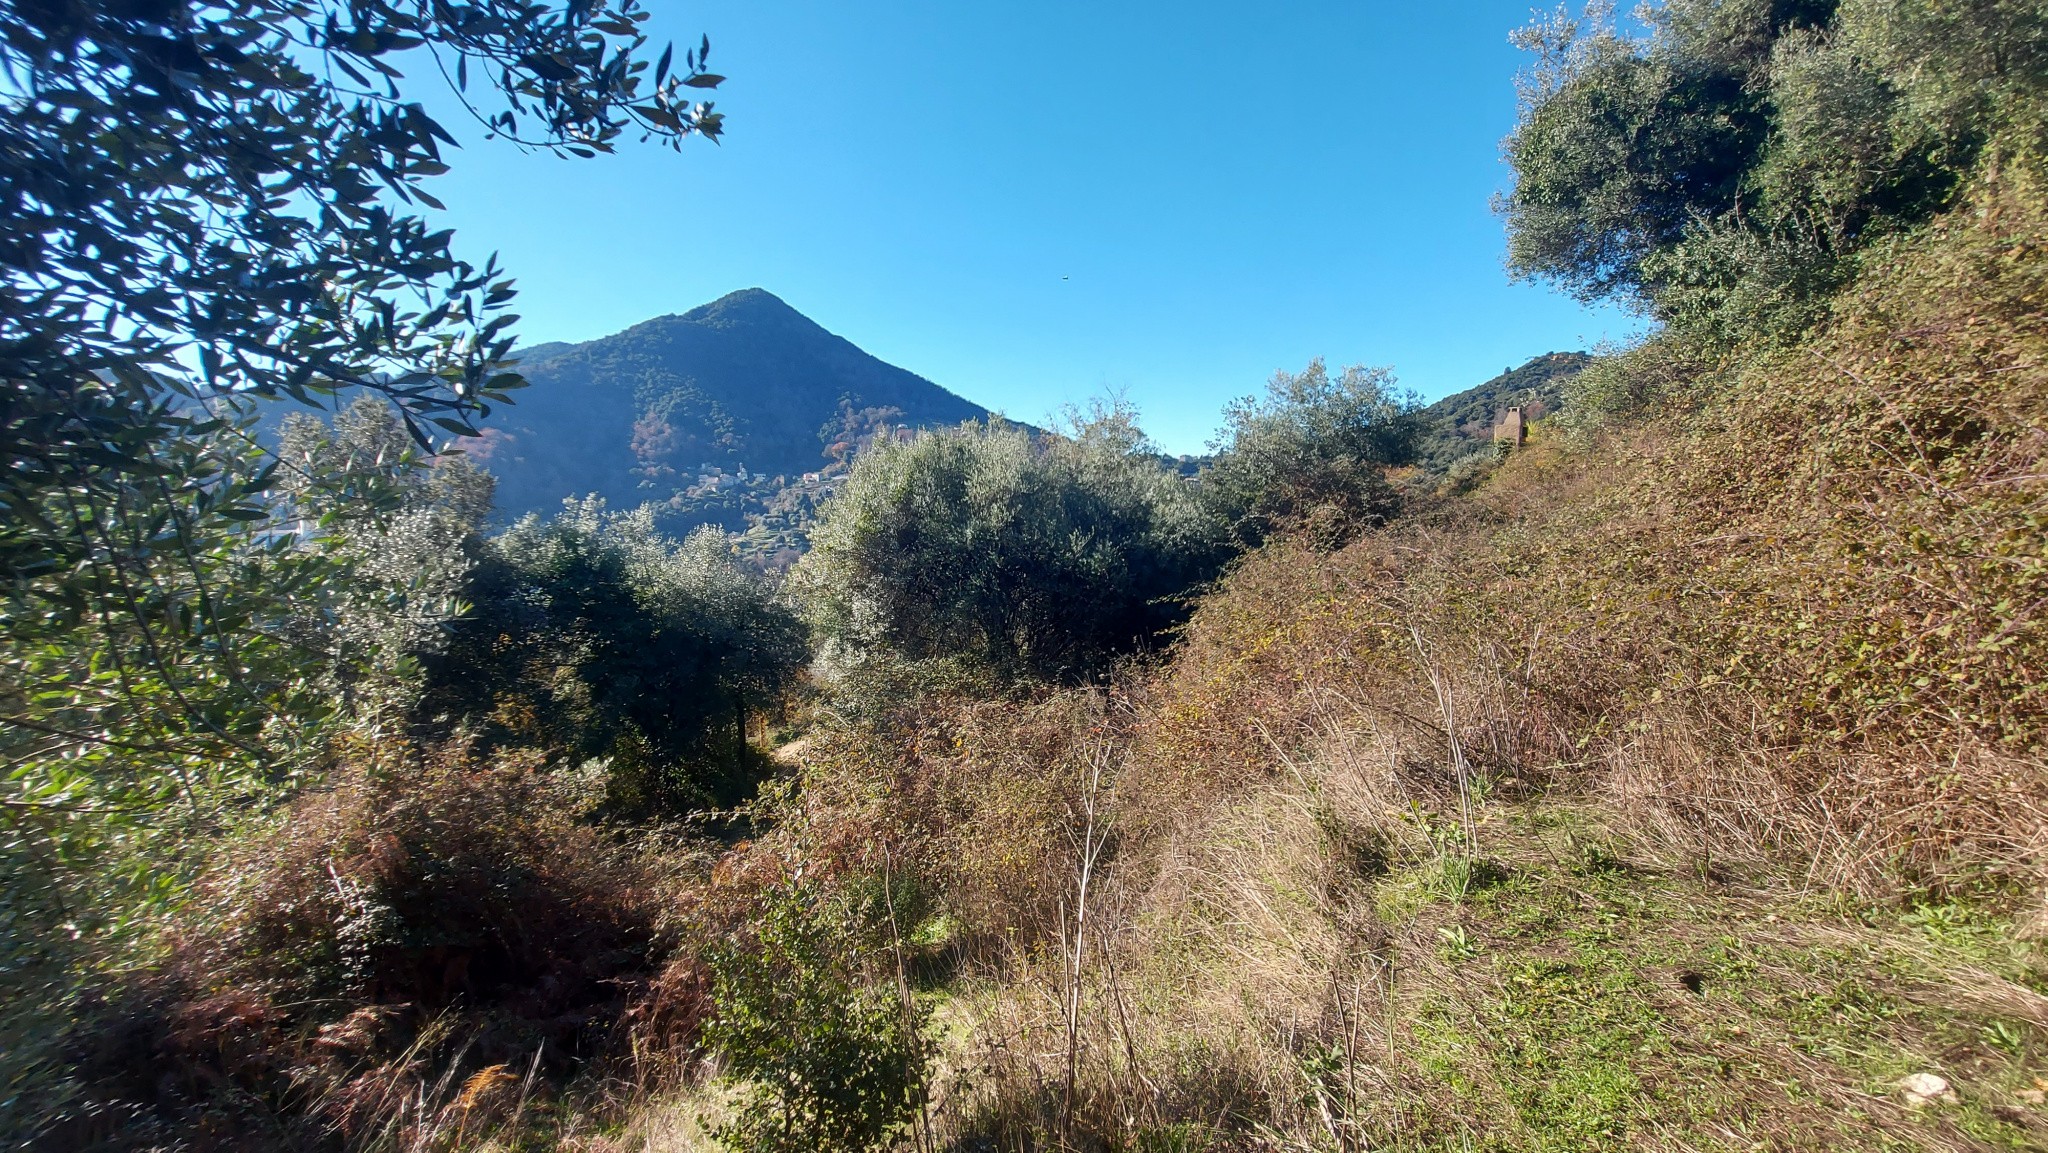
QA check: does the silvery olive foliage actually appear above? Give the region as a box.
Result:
[275,397,494,723]
[1502,0,2048,343]
[0,0,722,949]
[793,405,1229,691]
[1203,358,1419,548]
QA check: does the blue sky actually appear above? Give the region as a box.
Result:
[423,1,1643,455]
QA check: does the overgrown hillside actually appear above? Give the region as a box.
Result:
[9,2,2048,1152]
[1412,350,1590,471]
[653,167,2045,1152]
[599,2,2048,1146]
[38,152,2043,1153]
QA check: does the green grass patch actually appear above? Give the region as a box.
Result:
[1355,807,2048,1150]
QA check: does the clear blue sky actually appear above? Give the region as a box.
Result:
[423,1,1643,455]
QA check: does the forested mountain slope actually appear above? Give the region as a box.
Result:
[1414,350,1590,469]
[468,288,990,522]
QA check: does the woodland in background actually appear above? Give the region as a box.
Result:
[5,1,2048,1151]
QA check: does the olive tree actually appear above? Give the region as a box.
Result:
[792,410,1228,690]
[423,501,807,812]
[1501,0,2048,344]
[276,397,497,720]
[1203,359,1419,547]
[1,0,723,948]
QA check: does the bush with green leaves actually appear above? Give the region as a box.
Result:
[422,500,806,811]
[1553,335,1730,436]
[0,397,499,984]
[276,398,498,717]
[703,880,930,1153]
[1203,358,1419,547]
[1502,0,2048,344]
[1440,446,1504,496]
[793,408,1228,689]
[1,0,723,974]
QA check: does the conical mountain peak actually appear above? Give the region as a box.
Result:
[470,291,988,527]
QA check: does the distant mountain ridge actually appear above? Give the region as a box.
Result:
[466,287,1588,541]
[467,289,991,522]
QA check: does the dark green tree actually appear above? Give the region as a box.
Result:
[792,408,1228,689]
[423,501,806,812]
[1203,358,1419,547]
[1,0,722,947]
[1501,0,2048,343]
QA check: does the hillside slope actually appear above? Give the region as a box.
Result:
[1414,351,1590,470]
[466,289,990,522]
[34,174,2048,1153]
[658,178,2048,1150]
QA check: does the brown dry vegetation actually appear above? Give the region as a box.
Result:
[1136,173,2048,901]
[618,175,2048,1151]
[34,175,2048,1153]
[42,742,717,1153]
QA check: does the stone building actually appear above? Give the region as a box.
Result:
[1493,406,1527,449]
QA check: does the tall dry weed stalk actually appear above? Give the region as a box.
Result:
[1409,627,1477,860]
[1056,741,1112,1145]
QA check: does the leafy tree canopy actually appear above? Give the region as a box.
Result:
[4,0,725,522]
[422,500,806,812]
[792,408,1229,691]
[1,0,722,948]
[1204,358,1419,547]
[1502,0,2048,341]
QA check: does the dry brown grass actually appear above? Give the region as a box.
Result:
[147,170,2047,1152]
[733,174,2048,1151]
[898,722,2048,1151]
